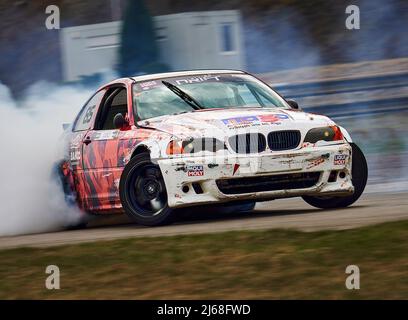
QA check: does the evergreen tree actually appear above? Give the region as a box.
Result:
[118,0,168,76]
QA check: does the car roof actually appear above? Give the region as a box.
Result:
[131,69,245,82]
[98,69,246,91]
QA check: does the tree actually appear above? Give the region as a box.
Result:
[118,0,168,76]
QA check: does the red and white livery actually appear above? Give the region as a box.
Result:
[58,70,368,226]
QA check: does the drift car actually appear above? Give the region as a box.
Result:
[57,70,367,227]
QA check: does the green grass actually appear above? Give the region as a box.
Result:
[1,221,408,299]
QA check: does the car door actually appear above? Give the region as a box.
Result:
[80,85,131,211]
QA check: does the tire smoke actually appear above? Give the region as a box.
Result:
[0,82,92,236]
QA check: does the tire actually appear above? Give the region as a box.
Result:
[119,153,174,226]
[302,143,368,209]
[52,162,88,230]
[65,221,89,230]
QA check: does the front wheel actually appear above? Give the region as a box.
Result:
[302,143,368,209]
[119,153,174,226]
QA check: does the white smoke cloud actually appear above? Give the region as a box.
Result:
[244,8,322,73]
[0,81,94,236]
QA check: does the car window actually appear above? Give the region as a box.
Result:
[134,86,197,120]
[73,91,104,132]
[95,88,128,130]
[237,84,260,106]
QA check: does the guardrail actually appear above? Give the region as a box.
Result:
[269,72,408,118]
[305,97,408,118]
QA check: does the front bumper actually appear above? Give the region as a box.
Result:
[158,143,354,208]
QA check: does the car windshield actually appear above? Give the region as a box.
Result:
[133,73,289,120]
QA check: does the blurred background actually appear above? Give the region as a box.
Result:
[0,0,407,191]
[2,1,408,299]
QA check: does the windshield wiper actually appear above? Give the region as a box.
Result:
[172,110,189,116]
[162,80,203,110]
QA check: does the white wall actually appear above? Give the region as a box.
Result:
[60,10,245,81]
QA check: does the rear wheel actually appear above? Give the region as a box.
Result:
[52,162,88,229]
[119,153,174,226]
[302,143,368,209]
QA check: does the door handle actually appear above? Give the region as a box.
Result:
[84,137,92,145]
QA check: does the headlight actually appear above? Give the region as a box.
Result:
[166,140,184,155]
[304,126,344,143]
[166,138,226,155]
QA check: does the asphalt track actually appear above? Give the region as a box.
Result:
[0,192,407,249]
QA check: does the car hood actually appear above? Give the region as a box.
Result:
[137,108,336,139]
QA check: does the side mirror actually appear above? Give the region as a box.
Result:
[113,113,128,129]
[287,99,300,110]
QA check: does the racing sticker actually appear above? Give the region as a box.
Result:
[334,154,347,165]
[140,80,157,90]
[82,105,96,124]
[306,157,325,169]
[221,114,289,129]
[186,165,204,176]
[70,148,81,162]
[175,75,221,85]
[93,130,120,141]
[70,132,86,148]
[232,163,240,176]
